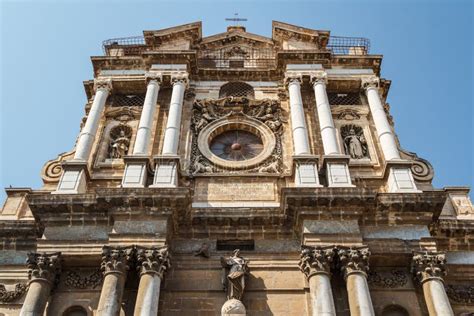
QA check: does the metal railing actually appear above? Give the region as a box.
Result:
[327,36,370,55]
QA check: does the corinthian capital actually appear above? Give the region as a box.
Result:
[136,246,171,279]
[411,251,447,283]
[93,78,113,92]
[284,73,303,86]
[337,246,370,278]
[299,245,335,279]
[361,76,380,90]
[145,72,163,84]
[171,72,189,86]
[310,71,328,85]
[100,246,134,276]
[27,252,62,285]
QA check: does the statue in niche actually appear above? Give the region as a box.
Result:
[108,125,131,159]
[220,249,249,301]
[341,125,369,159]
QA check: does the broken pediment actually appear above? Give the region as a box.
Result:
[200,26,274,50]
[143,21,202,50]
[272,21,330,50]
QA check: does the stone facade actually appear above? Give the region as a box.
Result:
[1,21,473,316]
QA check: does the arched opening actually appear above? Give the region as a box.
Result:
[63,306,88,316]
[382,305,409,316]
[219,82,255,99]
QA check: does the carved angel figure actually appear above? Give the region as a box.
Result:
[220,249,249,301]
[258,155,281,173]
[247,102,285,133]
[343,127,368,159]
[109,127,131,159]
[191,155,213,175]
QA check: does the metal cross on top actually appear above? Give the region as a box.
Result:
[225,13,248,26]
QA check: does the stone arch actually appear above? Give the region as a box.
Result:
[381,305,409,316]
[62,306,88,316]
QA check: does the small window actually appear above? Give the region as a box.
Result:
[63,306,88,316]
[219,82,255,99]
[382,305,409,316]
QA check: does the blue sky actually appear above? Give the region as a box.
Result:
[0,0,472,200]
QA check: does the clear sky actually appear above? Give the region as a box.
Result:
[0,0,472,200]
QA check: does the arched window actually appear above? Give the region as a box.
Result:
[382,305,409,316]
[219,82,255,99]
[63,306,88,316]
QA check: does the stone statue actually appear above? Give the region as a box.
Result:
[220,249,249,301]
[191,155,213,175]
[258,155,280,173]
[109,128,130,159]
[342,126,368,159]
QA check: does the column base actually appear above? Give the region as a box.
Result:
[52,160,88,194]
[293,155,322,187]
[150,155,180,188]
[322,155,355,188]
[383,160,421,193]
[122,156,149,188]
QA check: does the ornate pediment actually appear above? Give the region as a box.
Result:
[272,21,330,50]
[143,21,202,50]
[200,27,274,50]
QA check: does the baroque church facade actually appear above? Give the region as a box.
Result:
[1,21,473,316]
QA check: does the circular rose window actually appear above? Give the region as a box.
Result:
[209,130,264,161]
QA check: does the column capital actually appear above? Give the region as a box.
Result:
[27,252,62,286]
[101,246,134,276]
[411,251,447,283]
[171,72,189,86]
[299,245,335,279]
[310,71,328,85]
[93,78,113,92]
[284,73,303,86]
[145,72,163,84]
[136,246,171,279]
[337,246,370,279]
[361,76,380,90]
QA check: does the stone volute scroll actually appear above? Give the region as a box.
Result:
[134,246,171,316]
[299,246,337,316]
[19,252,62,316]
[336,246,375,316]
[411,251,454,316]
[97,246,134,316]
[220,249,250,316]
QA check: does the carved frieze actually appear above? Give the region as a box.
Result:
[411,251,447,283]
[188,97,286,176]
[64,270,103,289]
[0,283,27,303]
[368,270,409,288]
[299,245,335,279]
[446,284,474,304]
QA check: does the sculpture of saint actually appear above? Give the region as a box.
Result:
[109,128,130,159]
[343,127,368,159]
[220,249,249,301]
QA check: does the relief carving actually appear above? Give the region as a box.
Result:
[341,125,369,159]
[108,125,132,159]
[445,284,474,304]
[368,270,408,288]
[64,270,103,289]
[0,283,27,303]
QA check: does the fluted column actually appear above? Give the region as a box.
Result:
[152,72,188,188]
[20,252,61,316]
[97,246,133,316]
[362,76,419,192]
[299,246,336,316]
[337,246,374,316]
[122,73,161,188]
[75,79,113,161]
[312,72,353,187]
[162,74,188,155]
[412,251,454,316]
[134,247,171,316]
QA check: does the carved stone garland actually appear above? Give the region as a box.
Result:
[64,270,103,289]
[367,270,408,288]
[0,283,27,303]
[189,97,286,175]
[445,284,474,304]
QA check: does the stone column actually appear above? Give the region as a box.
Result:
[134,247,171,316]
[122,73,162,188]
[97,246,133,316]
[55,79,112,194]
[312,72,353,187]
[20,252,62,316]
[299,246,336,316]
[412,251,454,316]
[152,72,188,188]
[285,74,321,187]
[337,246,374,316]
[362,76,419,193]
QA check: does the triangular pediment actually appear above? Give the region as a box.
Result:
[200,27,274,50]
